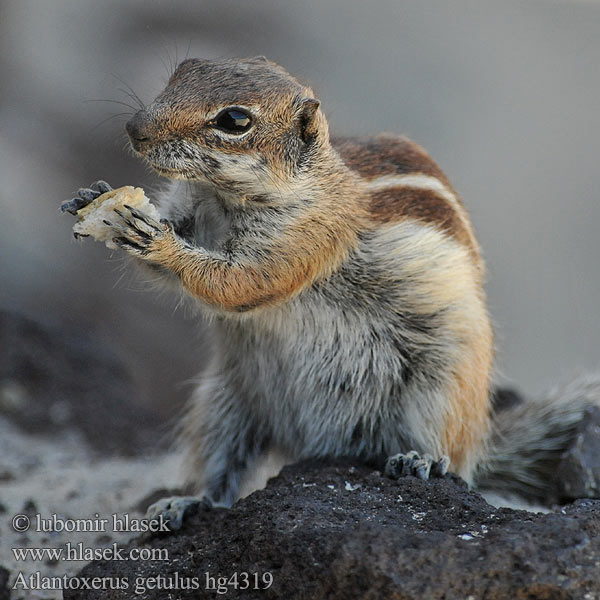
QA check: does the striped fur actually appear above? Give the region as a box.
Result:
[334,136,481,264]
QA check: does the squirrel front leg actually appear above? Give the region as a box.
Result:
[107,207,299,312]
[109,204,357,312]
[108,211,287,312]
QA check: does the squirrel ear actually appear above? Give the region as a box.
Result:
[298,98,321,144]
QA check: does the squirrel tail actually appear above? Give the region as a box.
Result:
[474,375,600,504]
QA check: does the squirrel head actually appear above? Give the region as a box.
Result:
[126,57,330,199]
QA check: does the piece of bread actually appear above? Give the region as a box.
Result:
[72,186,161,249]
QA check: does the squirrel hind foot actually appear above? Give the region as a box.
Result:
[145,495,212,532]
[385,451,450,481]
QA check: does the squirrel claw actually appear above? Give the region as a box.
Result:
[123,204,161,230]
[385,451,450,481]
[77,187,101,203]
[112,205,163,246]
[92,180,113,194]
[61,197,89,215]
[60,180,114,215]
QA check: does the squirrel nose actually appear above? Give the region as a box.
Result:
[126,111,153,150]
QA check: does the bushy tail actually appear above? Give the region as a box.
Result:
[474,375,600,504]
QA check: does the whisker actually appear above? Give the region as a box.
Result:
[184,38,193,62]
[153,46,174,82]
[84,98,138,111]
[89,111,132,135]
[110,73,146,110]
[117,88,146,111]
[156,31,177,76]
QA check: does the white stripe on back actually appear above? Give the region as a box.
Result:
[365,174,459,208]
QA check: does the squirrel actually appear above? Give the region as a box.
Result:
[65,56,600,523]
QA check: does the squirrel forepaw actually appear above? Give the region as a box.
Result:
[385,451,450,481]
[107,205,179,262]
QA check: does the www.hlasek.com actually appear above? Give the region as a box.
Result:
[12,572,274,595]
[13,543,168,562]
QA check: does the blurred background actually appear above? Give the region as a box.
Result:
[1,0,599,418]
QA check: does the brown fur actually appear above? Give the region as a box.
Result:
[334,134,454,188]
[368,186,474,250]
[442,310,494,478]
[148,190,368,312]
[336,135,482,267]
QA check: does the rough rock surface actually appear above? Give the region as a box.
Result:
[65,460,600,600]
[552,405,600,502]
[0,567,9,600]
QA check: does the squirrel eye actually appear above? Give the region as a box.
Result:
[213,108,252,134]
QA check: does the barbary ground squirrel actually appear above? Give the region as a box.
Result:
[64,57,600,524]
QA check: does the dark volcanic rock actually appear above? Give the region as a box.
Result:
[65,460,600,599]
[552,405,600,502]
[0,309,167,455]
[0,567,9,600]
